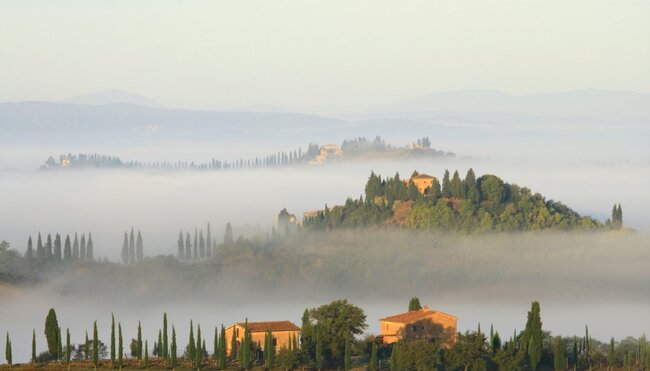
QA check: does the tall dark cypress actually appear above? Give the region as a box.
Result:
[441,170,452,198]
[92,321,99,367]
[137,321,142,359]
[163,313,168,361]
[36,233,44,260]
[193,228,198,259]
[121,232,128,265]
[31,329,36,362]
[170,326,177,368]
[450,170,463,198]
[5,332,11,366]
[86,233,93,262]
[26,236,34,260]
[72,233,79,261]
[80,233,86,263]
[66,328,71,365]
[177,231,185,259]
[136,230,144,263]
[54,233,62,261]
[220,325,227,368]
[44,308,59,358]
[118,323,123,369]
[46,234,53,260]
[224,223,234,245]
[199,230,205,258]
[129,227,136,264]
[111,314,116,365]
[196,325,202,370]
[63,234,72,261]
[206,223,212,258]
[185,232,192,259]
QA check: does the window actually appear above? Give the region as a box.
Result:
[412,325,417,332]
[236,328,239,337]
[273,338,277,346]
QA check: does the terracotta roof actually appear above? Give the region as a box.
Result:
[236,321,300,333]
[380,307,457,324]
[412,174,435,179]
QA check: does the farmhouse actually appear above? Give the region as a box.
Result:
[225,321,301,355]
[379,305,457,347]
[407,174,436,194]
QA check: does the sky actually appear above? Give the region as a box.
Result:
[1,0,649,114]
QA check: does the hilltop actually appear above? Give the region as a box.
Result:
[302,170,619,232]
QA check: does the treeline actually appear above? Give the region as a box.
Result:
[303,170,617,232]
[120,227,145,265]
[3,300,649,370]
[177,223,226,260]
[24,232,95,263]
[39,136,454,172]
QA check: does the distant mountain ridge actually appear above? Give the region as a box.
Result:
[60,89,165,108]
[367,89,650,120]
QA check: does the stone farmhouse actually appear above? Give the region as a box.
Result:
[225,321,301,356]
[379,305,457,347]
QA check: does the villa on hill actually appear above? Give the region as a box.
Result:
[407,174,436,194]
[225,321,301,355]
[379,305,457,347]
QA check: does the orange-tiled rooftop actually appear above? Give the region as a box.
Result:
[380,306,456,323]
[236,321,300,333]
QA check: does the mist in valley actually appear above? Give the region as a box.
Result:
[1,150,649,363]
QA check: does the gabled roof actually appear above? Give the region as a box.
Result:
[380,306,456,324]
[412,174,435,180]
[235,321,300,333]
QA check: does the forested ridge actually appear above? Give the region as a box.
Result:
[303,170,622,232]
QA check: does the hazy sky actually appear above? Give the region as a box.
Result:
[1,0,649,114]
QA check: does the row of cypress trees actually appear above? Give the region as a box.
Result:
[24,232,94,263]
[120,227,144,265]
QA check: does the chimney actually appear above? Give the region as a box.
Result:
[422,305,429,312]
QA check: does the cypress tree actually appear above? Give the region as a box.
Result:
[129,227,136,264]
[92,321,98,368]
[121,232,129,265]
[464,168,479,204]
[144,341,149,369]
[54,233,62,261]
[46,233,53,260]
[57,327,62,360]
[158,330,162,358]
[523,301,543,370]
[44,308,59,358]
[66,328,71,366]
[185,233,192,260]
[230,325,236,360]
[199,230,205,258]
[196,325,202,370]
[554,337,566,371]
[408,297,422,311]
[608,338,616,370]
[177,231,185,259]
[220,325,227,369]
[86,233,93,262]
[214,326,219,359]
[72,233,79,261]
[171,326,177,368]
[224,223,233,245]
[206,223,212,258]
[242,320,251,370]
[193,228,198,259]
[111,314,116,365]
[344,335,351,371]
[5,332,12,367]
[137,321,142,359]
[163,313,168,361]
[36,233,44,260]
[369,341,378,371]
[316,332,323,371]
[31,329,36,362]
[80,233,86,263]
[26,236,34,260]
[136,230,144,263]
[118,324,123,370]
[572,337,578,370]
[63,235,71,261]
[450,170,463,198]
[442,169,451,198]
[84,332,89,360]
[188,320,196,361]
[264,329,270,369]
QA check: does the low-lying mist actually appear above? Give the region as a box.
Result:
[1,231,648,363]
